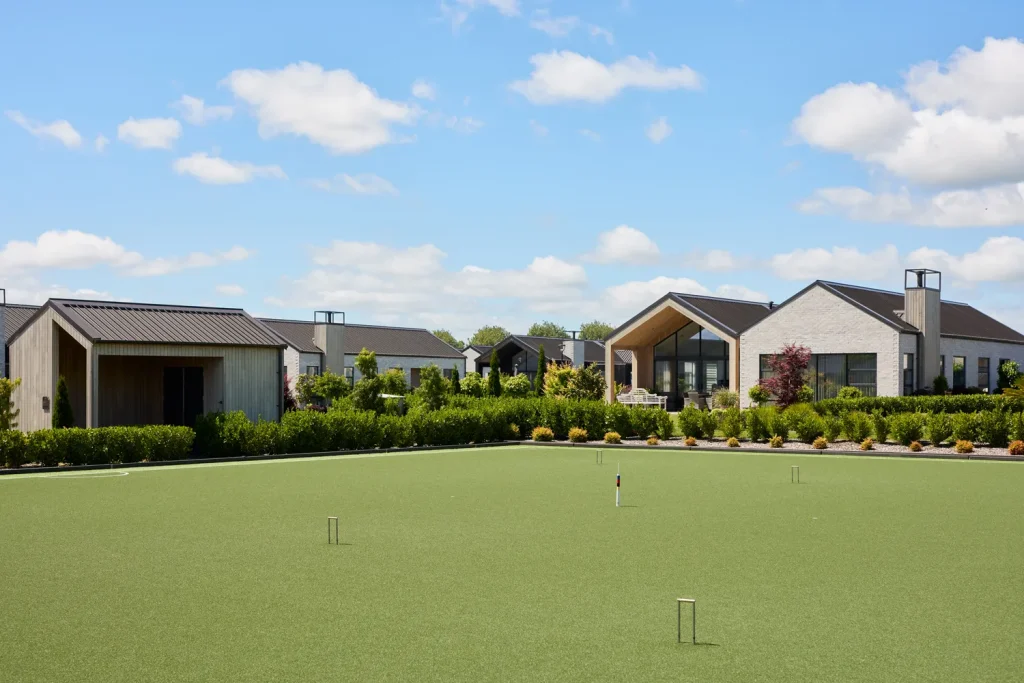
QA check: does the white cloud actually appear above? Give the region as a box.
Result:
[683,249,748,272]
[94,135,109,152]
[601,276,768,316]
[173,95,234,125]
[583,225,660,265]
[646,116,672,143]
[313,242,446,278]
[770,245,901,282]
[411,80,437,100]
[530,120,549,136]
[6,110,82,148]
[172,152,286,185]
[216,284,246,296]
[510,51,703,105]
[579,128,601,142]
[445,115,484,134]
[223,62,419,154]
[439,0,519,32]
[529,10,579,37]
[797,183,1024,227]
[793,38,1024,190]
[589,25,614,45]
[0,230,251,278]
[451,256,587,301]
[907,237,1024,283]
[117,117,182,149]
[0,276,112,305]
[309,173,399,196]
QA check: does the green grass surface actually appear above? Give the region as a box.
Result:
[2,447,1023,682]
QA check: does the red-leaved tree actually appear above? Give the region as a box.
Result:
[760,344,811,408]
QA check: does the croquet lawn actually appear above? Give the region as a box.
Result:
[2,446,1022,682]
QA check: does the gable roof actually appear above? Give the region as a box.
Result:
[610,292,774,342]
[819,282,1024,343]
[11,299,285,347]
[487,335,628,365]
[258,319,465,359]
[3,304,39,341]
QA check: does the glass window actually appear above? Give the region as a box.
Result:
[705,360,728,391]
[678,322,701,357]
[306,365,320,376]
[847,354,877,396]
[654,360,673,393]
[700,328,727,358]
[903,353,914,395]
[344,367,355,385]
[759,355,776,381]
[654,332,676,357]
[283,366,288,378]
[978,358,990,391]
[953,356,966,389]
[677,360,697,394]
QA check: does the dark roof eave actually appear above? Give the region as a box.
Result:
[940,333,1024,346]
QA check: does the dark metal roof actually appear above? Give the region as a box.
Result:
[257,319,465,359]
[485,335,627,365]
[668,293,774,336]
[3,304,39,341]
[9,299,286,347]
[821,282,1024,343]
[464,344,493,355]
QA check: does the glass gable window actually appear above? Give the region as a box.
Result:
[903,353,915,395]
[652,323,730,410]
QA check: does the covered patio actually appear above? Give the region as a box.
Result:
[605,292,773,411]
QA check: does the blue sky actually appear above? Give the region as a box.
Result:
[3,0,1024,340]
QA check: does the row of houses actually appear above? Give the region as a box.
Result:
[3,268,1023,430]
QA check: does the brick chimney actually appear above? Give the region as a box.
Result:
[904,270,941,391]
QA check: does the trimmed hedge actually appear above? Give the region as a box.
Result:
[815,395,1024,417]
[2,425,194,469]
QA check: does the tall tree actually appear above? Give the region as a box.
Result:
[579,320,614,341]
[52,375,74,428]
[488,349,502,397]
[527,321,569,338]
[469,325,510,347]
[534,345,546,396]
[0,377,21,430]
[451,366,461,395]
[432,329,465,350]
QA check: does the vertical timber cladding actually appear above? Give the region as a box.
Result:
[96,343,281,423]
[9,308,94,432]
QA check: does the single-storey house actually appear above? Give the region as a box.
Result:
[258,317,466,392]
[8,298,286,431]
[2,296,38,379]
[471,334,633,387]
[605,269,1024,409]
[461,344,492,376]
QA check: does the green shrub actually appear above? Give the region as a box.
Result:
[871,411,889,443]
[0,377,20,430]
[823,415,842,442]
[568,427,589,443]
[501,373,532,398]
[744,406,772,442]
[606,402,633,437]
[977,410,1009,448]
[711,389,739,410]
[0,430,28,468]
[933,374,949,395]
[629,408,661,441]
[1010,412,1024,443]
[785,404,823,443]
[766,410,790,441]
[889,412,926,446]
[747,384,771,406]
[950,413,978,442]
[796,385,814,403]
[26,430,62,466]
[717,408,745,439]
[604,431,621,444]
[837,386,862,400]
[461,372,485,398]
[52,375,74,429]
[927,413,953,446]
[699,410,719,440]
[531,426,554,442]
[676,406,705,439]
[655,410,675,439]
[841,411,872,443]
[815,394,1022,417]
[377,414,415,449]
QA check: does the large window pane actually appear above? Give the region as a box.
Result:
[705,360,728,392]
[759,355,776,381]
[654,360,673,393]
[677,360,697,394]
[978,357,990,391]
[700,328,727,358]
[903,353,915,395]
[953,356,966,389]
[847,353,877,396]
[819,354,846,400]
[654,332,676,358]
[678,322,701,356]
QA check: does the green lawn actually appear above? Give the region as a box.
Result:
[2,447,1022,682]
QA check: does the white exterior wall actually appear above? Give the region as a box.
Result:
[299,352,322,375]
[346,354,466,384]
[282,346,301,394]
[739,285,902,407]
[463,348,480,374]
[899,333,918,394]
[937,338,1024,392]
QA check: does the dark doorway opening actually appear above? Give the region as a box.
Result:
[164,366,204,426]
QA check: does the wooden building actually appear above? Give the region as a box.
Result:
[8,299,286,431]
